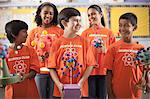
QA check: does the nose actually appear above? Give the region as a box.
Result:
[119,26,126,33]
[46,14,51,18]
[89,15,93,20]
[77,20,81,25]
[26,33,28,38]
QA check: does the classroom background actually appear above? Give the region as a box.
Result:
[0,0,150,47]
[0,0,149,99]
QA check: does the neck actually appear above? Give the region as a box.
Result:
[122,38,135,44]
[92,22,104,27]
[63,30,77,38]
[41,23,52,28]
[10,43,23,50]
[92,24,104,29]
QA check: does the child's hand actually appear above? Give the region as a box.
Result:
[135,77,146,90]
[145,72,150,93]
[16,73,26,83]
[97,46,106,53]
[77,80,84,91]
[39,52,49,62]
[57,82,64,98]
[18,71,35,82]
[44,52,49,58]
[101,46,106,53]
[108,94,116,99]
[39,55,45,62]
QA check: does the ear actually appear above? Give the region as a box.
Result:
[100,12,103,18]
[133,25,137,31]
[61,20,68,28]
[11,33,17,39]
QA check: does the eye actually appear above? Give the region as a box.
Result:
[44,12,48,15]
[49,12,54,15]
[91,13,96,16]
[124,24,130,28]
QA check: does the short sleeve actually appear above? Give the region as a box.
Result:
[108,31,116,45]
[103,46,115,70]
[48,40,59,69]
[81,30,87,37]
[58,28,64,37]
[86,46,97,67]
[29,47,40,73]
[25,29,35,47]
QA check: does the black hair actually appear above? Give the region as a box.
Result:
[88,4,105,27]
[58,7,81,30]
[35,2,58,26]
[119,13,137,27]
[5,20,28,43]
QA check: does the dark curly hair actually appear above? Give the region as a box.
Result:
[5,20,28,43]
[35,2,58,26]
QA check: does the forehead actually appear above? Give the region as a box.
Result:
[69,16,81,20]
[41,6,54,12]
[119,19,131,24]
[19,29,27,32]
[88,8,99,13]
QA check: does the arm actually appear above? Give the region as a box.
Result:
[78,66,94,88]
[19,70,36,82]
[49,69,64,97]
[23,70,36,80]
[146,71,150,92]
[107,70,116,99]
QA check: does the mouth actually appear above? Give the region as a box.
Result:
[25,35,28,39]
[75,26,81,30]
[89,18,96,24]
[44,18,51,24]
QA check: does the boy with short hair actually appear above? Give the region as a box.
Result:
[48,7,97,98]
[104,13,146,99]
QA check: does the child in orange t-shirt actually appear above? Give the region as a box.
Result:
[26,2,63,99]
[104,13,147,99]
[81,5,115,99]
[48,7,97,98]
[5,20,40,99]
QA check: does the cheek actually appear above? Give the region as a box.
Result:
[129,28,134,32]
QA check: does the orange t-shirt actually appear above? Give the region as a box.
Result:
[26,26,63,74]
[5,45,40,99]
[103,39,144,99]
[82,26,116,75]
[48,35,97,97]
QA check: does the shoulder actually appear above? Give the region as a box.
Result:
[51,25,64,35]
[82,28,92,34]
[23,45,35,51]
[28,27,40,36]
[82,28,93,37]
[78,35,87,42]
[51,25,63,31]
[134,43,144,49]
[29,27,40,33]
[101,27,114,35]
[108,40,122,49]
[52,36,63,44]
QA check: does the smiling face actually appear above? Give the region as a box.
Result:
[119,19,136,43]
[66,16,81,34]
[87,8,102,26]
[40,6,54,25]
[15,29,28,44]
